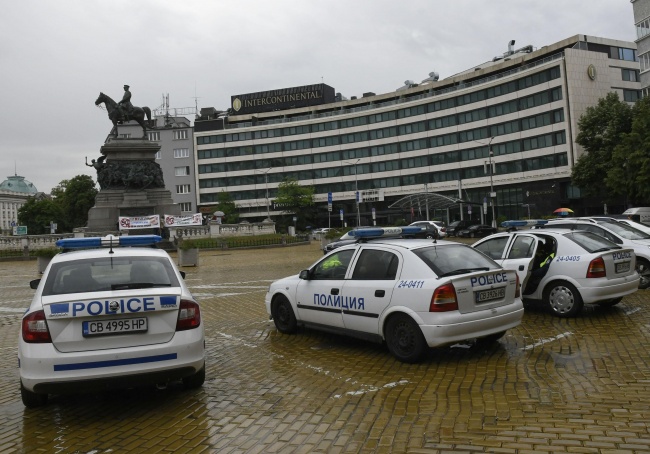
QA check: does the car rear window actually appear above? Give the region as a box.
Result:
[42,257,181,295]
[564,231,621,253]
[413,244,500,277]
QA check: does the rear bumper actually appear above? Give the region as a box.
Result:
[19,328,205,393]
[578,276,640,304]
[418,302,524,347]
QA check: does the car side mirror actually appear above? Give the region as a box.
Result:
[180,271,186,279]
[299,270,310,280]
[29,279,41,290]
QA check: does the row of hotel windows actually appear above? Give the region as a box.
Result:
[199,129,566,178]
[197,67,562,145]
[198,106,565,161]
[198,152,567,204]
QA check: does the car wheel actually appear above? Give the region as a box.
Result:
[426,234,435,239]
[475,330,506,346]
[21,382,47,408]
[272,296,298,334]
[384,314,426,363]
[544,281,583,317]
[597,297,623,307]
[183,365,206,389]
[636,258,650,289]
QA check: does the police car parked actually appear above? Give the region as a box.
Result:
[472,221,640,317]
[265,228,524,363]
[18,235,205,407]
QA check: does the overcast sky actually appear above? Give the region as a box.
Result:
[0,0,636,194]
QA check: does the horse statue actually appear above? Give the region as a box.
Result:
[95,92,152,138]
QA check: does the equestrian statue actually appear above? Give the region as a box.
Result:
[95,85,152,138]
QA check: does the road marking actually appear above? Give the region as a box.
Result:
[625,307,641,316]
[521,331,572,351]
[333,380,409,398]
[0,307,26,313]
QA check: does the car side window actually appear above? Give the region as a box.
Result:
[311,250,355,280]
[582,225,621,244]
[508,236,536,259]
[474,237,509,260]
[351,249,399,280]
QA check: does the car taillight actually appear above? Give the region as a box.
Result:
[176,299,201,331]
[515,274,521,298]
[440,227,446,232]
[22,310,52,343]
[586,257,606,278]
[430,283,459,312]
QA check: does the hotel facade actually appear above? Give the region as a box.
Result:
[194,35,640,227]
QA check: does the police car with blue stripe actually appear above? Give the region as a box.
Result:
[18,235,205,407]
[265,227,524,363]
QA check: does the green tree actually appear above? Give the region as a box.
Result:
[572,92,633,199]
[608,96,650,204]
[216,191,239,224]
[275,178,316,229]
[51,175,98,231]
[18,197,64,235]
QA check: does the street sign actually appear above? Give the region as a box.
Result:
[327,192,332,203]
[13,226,27,235]
[328,203,332,212]
[339,209,344,220]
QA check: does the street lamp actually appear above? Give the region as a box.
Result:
[484,138,497,228]
[255,168,272,221]
[344,159,361,226]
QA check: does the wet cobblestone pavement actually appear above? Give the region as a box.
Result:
[1,241,649,453]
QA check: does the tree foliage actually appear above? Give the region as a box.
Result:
[17,197,65,235]
[572,92,633,199]
[18,175,98,234]
[215,191,239,224]
[274,178,316,229]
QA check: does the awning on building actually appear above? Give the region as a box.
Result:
[388,192,465,211]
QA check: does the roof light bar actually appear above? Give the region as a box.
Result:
[501,220,548,228]
[349,226,424,238]
[56,235,162,249]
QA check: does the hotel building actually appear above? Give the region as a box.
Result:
[194,35,640,226]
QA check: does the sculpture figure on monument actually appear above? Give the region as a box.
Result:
[95,85,152,138]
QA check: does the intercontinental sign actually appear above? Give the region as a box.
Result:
[231,83,335,115]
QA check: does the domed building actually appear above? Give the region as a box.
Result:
[0,174,43,233]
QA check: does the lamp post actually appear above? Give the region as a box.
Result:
[344,159,361,226]
[256,168,272,221]
[485,138,497,228]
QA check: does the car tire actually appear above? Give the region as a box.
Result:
[475,330,506,346]
[636,258,650,290]
[426,234,435,239]
[183,365,206,389]
[21,382,47,408]
[384,314,426,363]
[543,281,583,317]
[597,297,623,307]
[272,296,298,334]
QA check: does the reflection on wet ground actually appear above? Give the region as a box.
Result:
[1,242,649,453]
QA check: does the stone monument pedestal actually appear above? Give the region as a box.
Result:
[86,138,180,232]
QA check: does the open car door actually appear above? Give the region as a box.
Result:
[498,234,540,295]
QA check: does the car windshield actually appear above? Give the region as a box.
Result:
[599,220,650,240]
[42,256,181,295]
[413,244,500,277]
[564,231,621,253]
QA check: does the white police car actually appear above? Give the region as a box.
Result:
[472,221,640,317]
[265,228,524,363]
[18,235,205,407]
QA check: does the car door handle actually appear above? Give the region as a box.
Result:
[375,290,385,297]
[519,265,525,271]
[331,288,339,295]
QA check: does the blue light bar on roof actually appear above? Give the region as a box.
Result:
[501,219,548,228]
[56,235,162,249]
[349,226,424,238]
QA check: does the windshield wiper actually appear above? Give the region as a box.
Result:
[438,267,490,277]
